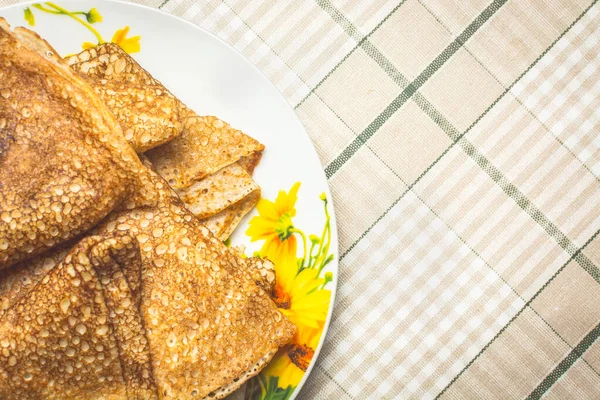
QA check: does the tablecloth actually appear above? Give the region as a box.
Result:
[2,0,600,398]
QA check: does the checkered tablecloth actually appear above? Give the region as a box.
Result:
[4,0,600,398]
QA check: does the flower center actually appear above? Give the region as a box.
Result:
[275,213,294,241]
[272,284,291,309]
[288,344,314,372]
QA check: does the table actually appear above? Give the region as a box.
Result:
[3,0,599,398]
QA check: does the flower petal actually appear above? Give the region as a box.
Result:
[245,215,276,242]
[262,347,304,389]
[255,198,279,221]
[275,182,300,217]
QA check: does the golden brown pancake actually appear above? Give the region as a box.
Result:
[94,164,295,399]
[67,45,264,238]
[66,43,183,153]
[0,160,294,399]
[146,115,264,239]
[198,192,260,241]
[0,235,157,400]
[0,242,71,317]
[177,162,261,240]
[176,163,259,220]
[67,44,264,182]
[0,20,154,270]
[146,115,264,189]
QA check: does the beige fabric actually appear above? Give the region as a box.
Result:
[2,0,599,398]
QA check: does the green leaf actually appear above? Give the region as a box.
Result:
[320,254,334,269]
[260,376,296,400]
[244,375,266,399]
[24,7,35,26]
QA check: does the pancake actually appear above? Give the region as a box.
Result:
[0,159,294,398]
[94,164,295,399]
[67,45,264,237]
[146,115,264,189]
[176,163,259,220]
[177,162,260,240]
[0,235,157,400]
[0,20,154,270]
[199,192,260,241]
[67,43,183,153]
[0,242,71,317]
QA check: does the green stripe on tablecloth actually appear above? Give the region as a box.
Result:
[324,0,507,179]
[418,1,600,182]
[158,0,170,9]
[458,136,600,283]
[526,323,600,399]
[435,228,600,398]
[295,0,408,109]
[340,0,598,261]
[314,0,362,41]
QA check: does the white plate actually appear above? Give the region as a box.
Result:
[0,1,338,399]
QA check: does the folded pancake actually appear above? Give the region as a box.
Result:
[94,164,295,399]
[0,235,157,400]
[177,162,261,240]
[67,43,183,153]
[176,163,258,220]
[66,44,264,182]
[0,242,71,317]
[198,193,259,241]
[0,159,294,399]
[67,44,264,237]
[0,20,155,270]
[146,115,264,189]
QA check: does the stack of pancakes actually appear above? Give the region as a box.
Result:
[0,19,295,399]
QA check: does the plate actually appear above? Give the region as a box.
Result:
[0,1,338,399]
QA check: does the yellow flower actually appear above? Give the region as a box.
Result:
[111,26,141,54]
[263,326,322,389]
[246,182,301,269]
[274,267,330,330]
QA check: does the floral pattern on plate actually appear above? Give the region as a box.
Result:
[23,2,140,53]
[245,183,334,400]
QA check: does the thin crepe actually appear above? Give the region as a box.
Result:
[0,20,155,270]
[177,162,261,240]
[146,115,264,189]
[67,44,264,237]
[0,235,157,399]
[94,163,295,398]
[67,43,183,153]
[66,44,264,181]
[0,162,295,399]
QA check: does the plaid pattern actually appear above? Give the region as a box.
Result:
[2,0,600,398]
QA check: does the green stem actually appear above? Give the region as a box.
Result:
[318,199,332,274]
[319,216,331,275]
[45,2,104,43]
[314,220,328,269]
[313,198,332,274]
[290,228,308,272]
[31,4,61,13]
[307,241,317,269]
